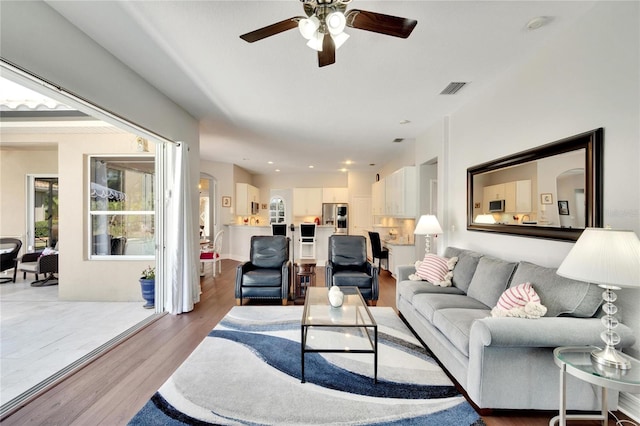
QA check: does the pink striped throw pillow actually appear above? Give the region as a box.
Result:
[492,282,548,318]
[496,282,540,311]
[416,254,454,285]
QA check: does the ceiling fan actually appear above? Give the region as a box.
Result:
[240,0,418,67]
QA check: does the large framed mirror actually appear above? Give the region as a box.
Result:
[467,128,603,241]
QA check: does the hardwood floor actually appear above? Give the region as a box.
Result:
[1,259,632,425]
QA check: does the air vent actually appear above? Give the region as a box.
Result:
[393,138,405,143]
[440,82,468,95]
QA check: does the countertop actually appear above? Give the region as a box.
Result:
[383,240,415,247]
[225,224,334,228]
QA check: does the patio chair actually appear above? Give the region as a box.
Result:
[19,249,59,287]
[0,238,22,283]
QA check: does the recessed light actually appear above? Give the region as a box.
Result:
[526,16,551,31]
[275,169,280,172]
[308,165,314,169]
[268,161,273,164]
[340,168,347,173]
[393,138,405,143]
[345,160,353,165]
[399,119,411,125]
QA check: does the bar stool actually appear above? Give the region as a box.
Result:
[299,223,316,259]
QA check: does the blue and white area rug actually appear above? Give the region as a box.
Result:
[129,306,484,425]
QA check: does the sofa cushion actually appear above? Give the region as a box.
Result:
[398,280,465,304]
[443,247,483,293]
[413,293,489,323]
[251,236,288,269]
[332,271,372,288]
[432,308,491,356]
[510,261,602,318]
[242,269,283,287]
[467,256,518,308]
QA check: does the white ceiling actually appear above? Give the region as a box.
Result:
[40,0,595,175]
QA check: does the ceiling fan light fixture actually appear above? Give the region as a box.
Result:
[331,31,349,49]
[326,11,346,35]
[306,32,324,51]
[299,16,320,39]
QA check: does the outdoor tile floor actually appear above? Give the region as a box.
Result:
[0,272,153,405]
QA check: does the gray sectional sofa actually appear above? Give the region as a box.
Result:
[396,246,636,412]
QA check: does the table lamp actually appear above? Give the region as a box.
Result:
[556,227,640,370]
[414,215,443,257]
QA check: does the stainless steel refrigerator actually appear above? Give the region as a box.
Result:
[322,203,348,234]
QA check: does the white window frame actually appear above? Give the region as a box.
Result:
[87,154,156,260]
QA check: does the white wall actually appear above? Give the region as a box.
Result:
[1,1,200,301]
[200,159,234,225]
[60,134,154,301]
[0,147,58,247]
[1,133,156,301]
[416,2,639,357]
[414,117,449,252]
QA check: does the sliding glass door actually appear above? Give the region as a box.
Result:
[26,175,59,251]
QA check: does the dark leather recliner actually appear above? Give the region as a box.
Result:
[235,235,290,305]
[326,235,379,305]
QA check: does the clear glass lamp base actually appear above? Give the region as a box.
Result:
[591,345,632,370]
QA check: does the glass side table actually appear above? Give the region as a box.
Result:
[550,346,640,426]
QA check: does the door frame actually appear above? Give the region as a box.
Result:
[25,174,59,251]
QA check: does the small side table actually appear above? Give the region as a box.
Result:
[293,259,316,304]
[550,346,640,426]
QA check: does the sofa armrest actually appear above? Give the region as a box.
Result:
[396,264,415,282]
[365,262,379,300]
[325,261,334,287]
[470,317,636,349]
[235,261,256,298]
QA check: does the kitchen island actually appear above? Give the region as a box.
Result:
[225,224,335,265]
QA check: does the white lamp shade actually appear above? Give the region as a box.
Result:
[475,214,496,224]
[326,11,346,35]
[557,228,640,288]
[298,16,320,40]
[331,31,349,49]
[306,32,324,51]
[414,215,443,235]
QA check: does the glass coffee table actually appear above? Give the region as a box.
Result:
[301,286,377,383]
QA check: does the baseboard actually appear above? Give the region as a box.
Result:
[618,392,640,422]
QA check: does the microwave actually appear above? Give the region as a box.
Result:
[488,199,505,212]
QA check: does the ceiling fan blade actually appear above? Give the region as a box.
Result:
[240,17,303,43]
[345,9,417,39]
[318,33,336,67]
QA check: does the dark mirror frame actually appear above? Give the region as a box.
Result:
[467,128,603,241]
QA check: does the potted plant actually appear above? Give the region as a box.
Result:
[139,265,155,309]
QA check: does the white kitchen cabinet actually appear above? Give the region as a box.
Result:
[293,188,322,217]
[383,242,416,277]
[515,180,532,212]
[236,183,260,216]
[384,166,416,217]
[371,179,385,216]
[483,180,531,213]
[322,187,348,203]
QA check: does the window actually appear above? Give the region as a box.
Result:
[89,155,155,258]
